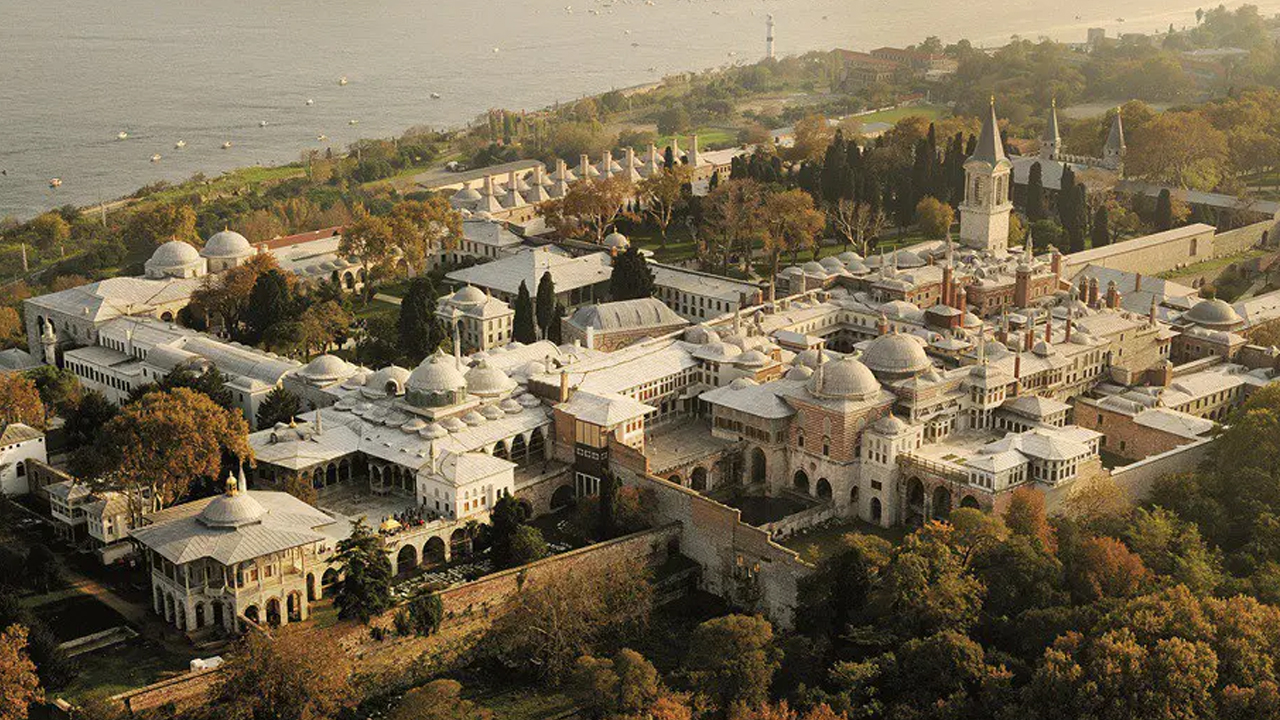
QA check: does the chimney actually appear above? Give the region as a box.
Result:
[1149,297,1158,325]
[1051,248,1063,280]
[1088,277,1100,308]
[1014,351,1022,380]
[877,313,889,335]
[1044,313,1052,342]
[1106,280,1120,310]
[1024,325,1034,351]
[453,320,462,361]
[942,265,953,306]
[957,285,967,315]
[580,154,591,178]
[559,368,570,403]
[1134,272,1142,293]
[585,325,595,350]
[1065,312,1073,343]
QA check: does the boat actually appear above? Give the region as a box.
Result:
[348,119,359,126]
[430,92,441,99]
[117,131,128,141]
[221,141,232,149]
[49,178,62,188]
[338,76,348,86]
[259,120,268,128]
[175,140,186,149]
[306,98,315,106]
[150,154,162,163]
[492,47,500,53]
[317,134,327,142]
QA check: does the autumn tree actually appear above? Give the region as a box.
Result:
[1004,486,1055,551]
[0,624,42,720]
[339,205,397,298]
[701,178,766,274]
[763,190,825,275]
[389,197,463,274]
[787,114,834,163]
[90,388,251,518]
[0,374,45,431]
[832,200,887,258]
[188,254,287,339]
[1127,111,1229,190]
[684,614,779,710]
[544,177,633,244]
[872,521,985,638]
[1066,536,1151,603]
[389,679,492,720]
[915,196,954,239]
[209,628,354,720]
[569,649,680,720]
[27,212,70,252]
[638,164,692,244]
[122,203,199,255]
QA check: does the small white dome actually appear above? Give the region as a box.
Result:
[150,239,202,268]
[736,350,770,367]
[451,285,487,307]
[364,366,411,397]
[201,229,253,259]
[300,354,352,382]
[465,360,517,397]
[871,414,910,435]
[1184,298,1242,328]
[785,365,814,380]
[407,351,467,395]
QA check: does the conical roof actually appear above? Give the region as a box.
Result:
[1105,110,1126,153]
[969,98,1008,167]
[1042,99,1060,145]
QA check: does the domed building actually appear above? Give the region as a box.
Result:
[406,350,469,409]
[465,360,517,398]
[1182,298,1244,330]
[145,240,207,279]
[201,229,256,272]
[860,333,932,381]
[436,285,515,354]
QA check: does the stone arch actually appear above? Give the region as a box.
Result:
[493,439,508,459]
[164,594,175,623]
[396,544,418,574]
[307,573,317,601]
[343,271,355,290]
[160,311,174,322]
[850,485,860,506]
[321,568,339,590]
[287,591,302,623]
[511,433,527,463]
[176,603,187,630]
[194,602,206,629]
[155,586,164,615]
[691,466,709,492]
[516,497,534,519]
[551,484,575,510]
[243,605,260,625]
[907,476,925,512]
[932,486,952,520]
[212,601,225,629]
[667,474,682,486]
[326,464,337,485]
[450,528,472,559]
[424,536,447,565]
[750,447,767,484]
[793,470,809,495]
[870,497,883,522]
[816,478,833,500]
[266,597,282,627]
[528,427,545,461]
[960,494,980,509]
[313,467,324,488]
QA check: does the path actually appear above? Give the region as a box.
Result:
[58,564,196,658]
[373,293,403,306]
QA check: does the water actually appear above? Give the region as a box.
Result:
[0,0,1267,219]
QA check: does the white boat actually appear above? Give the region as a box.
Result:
[348,119,359,126]
[150,154,162,163]
[338,76,348,86]
[49,178,62,188]
[117,131,128,141]
[221,141,232,149]
[259,120,268,128]
[430,92,441,99]
[492,47,500,53]
[317,134,327,142]
[306,98,315,106]
[175,140,186,149]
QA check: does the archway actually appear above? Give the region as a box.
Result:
[321,568,339,592]
[960,495,980,509]
[396,544,418,574]
[493,440,508,459]
[850,486,860,508]
[244,605,260,625]
[343,271,355,290]
[160,311,174,322]
[307,573,317,601]
[327,464,337,485]
[212,602,224,629]
[511,434,527,463]
[691,466,708,492]
[870,498,882,522]
[194,603,206,629]
[816,478,833,500]
[793,470,809,495]
[528,428,545,460]
[750,448,766,484]
[907,477,925,523]
[266,597,282,627]
[287,592,302,623]
[931,486,952,520]
[667,474,682,486]
[450,528,472,559]
[164,594,175,623]
[424,536,447,565]
[551,484,575,510]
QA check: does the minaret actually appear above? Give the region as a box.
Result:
[958,97,1013,255]
[1104,108,1126,174]
[1040,98,1061,160]
[766,15,775,60]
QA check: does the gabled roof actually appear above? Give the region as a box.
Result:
[446,248,612,296]
[0,423,42,445]
[557,390,654,427]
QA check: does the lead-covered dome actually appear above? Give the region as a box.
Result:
[1184,298,1242,329]
[299,354,352,383]
[199,482,265,529]
[364,365,411,397]
[861,333,931,379]
[450,285,487,307]
[406,350,467,408]
[145,240,206,279]
[807,356,880,401]
[465,360,517,398]
[201,229,253,259]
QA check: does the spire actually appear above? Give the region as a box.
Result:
[1023,228,1034,263]
[1105,108,1126,154]
[237,463,247,494]
[1042,98,1061,146]
[226,470,239,496]
[453,321,462,364]
[969,98,1007,166]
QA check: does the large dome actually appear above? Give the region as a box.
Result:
[465,360,517,397]
[201,229,253,259]
[407,351,467,395]
[1184,298,1242,328]
[861,333,931,378]
[300,354,352,382]
[807,356,881,401]
[199,486,265,529]
[149,240,201,268]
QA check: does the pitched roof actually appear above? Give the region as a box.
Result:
[568,298,688,332]
[557,390,654,427]
[969,100,1008,167]
[447,248,612,296]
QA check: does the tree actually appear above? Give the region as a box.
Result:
[513,280,537,344]
[788,114,834,163]
[1155,188,1174,231]
[1091,205,1110,248]
[684,614,779,710]
[1005,487,1055,550]
[543,177,633,244]
[243,269,296,343]
[0,374,45,431]
[638,165,692,244]
[188,254,287,338]
[333,517,394,623]
[490,494,532,568]
[0,625,43,720]
[389,197,463,275]
[23,545,57,594]
[1127,112,1228,190]
[548,302,566,345]
[656,106,692,136]
[1067,536,1150,603]
[872,521,984,638]
[210,628,353,720]
[399,591,445,638]
[701,179,766,274]
[1026,161,1046,221]
[26,366,80,417]
[390,679,492,720]
[398,277,441,363]
[63,389,116,449]
[139,361,235,411]
[609,247,656,301]
[339,205,397,298]
[569,649,670,720]
[915,196,954,239]
[763,190,825,277]
[509,526,549,566]
[256,387,302,430]
[290,300,352,356]
[28,212,70,252]
[485,557,653,682]
[90,388,251,518]
[536,272,557,340]
[122,203,198,255]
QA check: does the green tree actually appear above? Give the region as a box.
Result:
[244,269,296,344]
[63,389,116,449]
[25,366,80,417]
[509,526,549,566]
[490,494,532,568]
[684,614,779,710]
[398,277,442,363]
[872,521,985,638]
[598,470,623,540]
[609,246,656,301]
[1091,205,1110,248]
[513,280,537,344]
[536,272,557,340]
[1155,188,1174,231]
[339,205,396,298]
[569,649,667,720]
[400,591,444,637]
[548,302,566,344]
[255,387,303,430]
[23,544,58,594]
[1026,161,1046,221]
[915,195,954,239]
[333,518,394,623]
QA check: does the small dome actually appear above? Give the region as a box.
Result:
[807,356,880,401]
[861,333,931,377]
[1032,340,1056,357]
[736,349,770,367]
[1184,298,1242,328]
[499,398,524,414]
[880,300,921,320]
[300,354,352,382]
[364,366,411,397]
[201,229,253,259]
[894,250,925,268]
[836,251,863,264]
[480,404,506,420]
[452,184,483,203]
[150,239,202,268]
[846,259,870,275]
[465,360,517,397]
[198,486,265,529]
[603,231,630,249]
[819,256,844,272]
[450,285,487,307]
[729,378,759,390]
[801,261,827,276]
[683,325,720,344]
[461,410,487,426]
[440,416,467,433]
[794,348,834,368]
[516,393,542,408]
[696,341,742,361]
[401,418,427,433]
[785,365,814,380]
[419,423,449,439]
[962,312,982,328]
[871,414,910,435]
[407,351,467,395]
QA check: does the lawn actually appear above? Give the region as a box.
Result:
[656,126,738,150]
[1158,248,1269,280]
[855,104,949,125]
[354,298,399,320]
[58,637,191,704]
[781,518,907,563]
[30,594,128,643]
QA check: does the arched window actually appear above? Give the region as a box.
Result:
[822,436,830,456]
[797,431,805,449]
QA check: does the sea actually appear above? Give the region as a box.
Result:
[0,0,1270,219]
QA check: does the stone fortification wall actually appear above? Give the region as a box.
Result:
[1042,439,1211,515]
[1062,219,1277,281]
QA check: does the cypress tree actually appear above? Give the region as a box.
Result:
[548,302,566,344]
[333,518,394,623]
[513,280,537,343]
[1026,162,1046,221]
[609,246,656,301]
[1155,188,1174,231]
[1092,205,1111,248]
[243,269,295,343]
[664,146,675,169]
[397,277,437,363]
[535,271,556,339]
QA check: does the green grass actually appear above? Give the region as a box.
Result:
[855,104,948,125]
[354,298,399,320]
[656,126,737,150]
[1158,248,1269,280]
[781,519,907,563]
[145,164,307,203]
[58,638,191,704]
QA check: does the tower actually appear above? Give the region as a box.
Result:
[1040,98,1061,160]
[1103,108,1126,174]
[959,98,1013,255]
[766,15,775,60]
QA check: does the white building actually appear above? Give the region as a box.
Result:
[959,101,1013,255]
[0,423,45,496]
